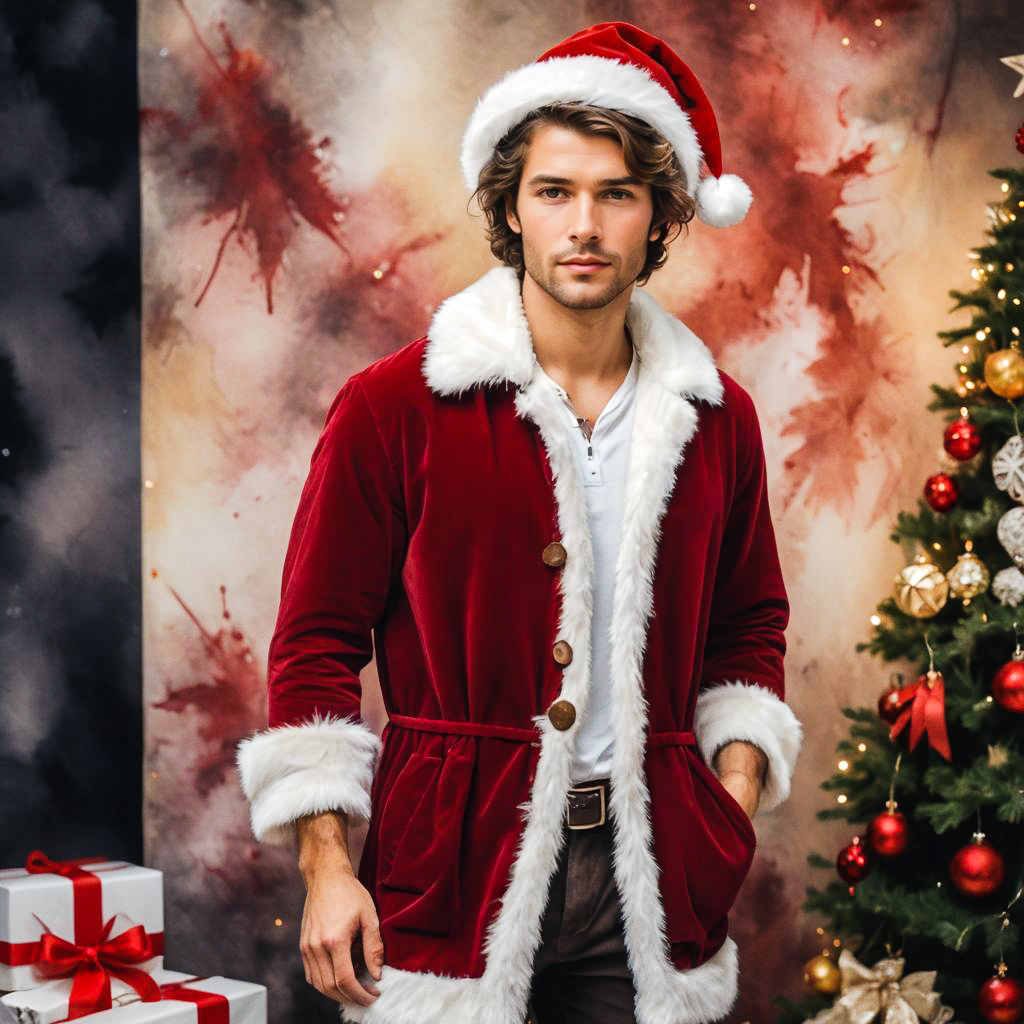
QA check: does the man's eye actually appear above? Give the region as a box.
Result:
[538,188,632,199]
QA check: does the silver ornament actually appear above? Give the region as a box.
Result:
[998,507,1024,567]
[992,434,1024,503]
[993,566,1024,606]
[945,546,990,602]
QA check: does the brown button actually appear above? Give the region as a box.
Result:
[552,640,573,666]
[542,541,567,568]
[547,699,576,730]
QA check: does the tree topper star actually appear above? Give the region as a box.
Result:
[1001,54,1024,99]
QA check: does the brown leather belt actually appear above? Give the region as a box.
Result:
[566,778,610,830]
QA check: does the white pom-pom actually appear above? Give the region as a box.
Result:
[695,172,753,228]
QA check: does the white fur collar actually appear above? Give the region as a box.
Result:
[421,265,723,405]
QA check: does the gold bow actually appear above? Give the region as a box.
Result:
[805,949,957,1024]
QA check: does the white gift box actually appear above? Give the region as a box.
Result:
[86,970,265,1024]
[0,967,186,1024]
[0,858,164,992]
[1,969,266,1024]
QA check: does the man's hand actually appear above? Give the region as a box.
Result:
[713,740,768,822]
[297,811,384,1007]
[300,860,383,1006]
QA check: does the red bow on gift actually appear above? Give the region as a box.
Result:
[888,669,952,761]
[36,914,161,1021]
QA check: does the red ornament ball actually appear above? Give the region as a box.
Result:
[836,836,871,884]
[878,685,904,724]
[868,810,910,857]
[924,472,958,511]
[992,658,1024,713]
[943,417,982,461]
[950,838,1005,897]
[979,973,1023,1023]
[1017,122,1024,156]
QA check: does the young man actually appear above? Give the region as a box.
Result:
[236,20,804,1024]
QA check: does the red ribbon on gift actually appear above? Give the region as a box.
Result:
[0,850,164,971]
[158,977,230,1024]
[25,851,112,946]
[38,913,162,1021]
[888,670,952,761]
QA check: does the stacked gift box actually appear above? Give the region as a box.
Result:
[0,852,266,1024]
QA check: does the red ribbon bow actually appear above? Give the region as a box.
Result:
[36,914,161,1021]
[888,669,952,761]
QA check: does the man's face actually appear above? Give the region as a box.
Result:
[505,123,660,310]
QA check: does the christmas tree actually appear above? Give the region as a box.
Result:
[774,166,1024,1024]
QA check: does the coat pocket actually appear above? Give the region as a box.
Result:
[647,746,758,957]
[376,738,476,936]
[690,751,758,851]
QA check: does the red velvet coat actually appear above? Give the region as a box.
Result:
[236,265,803,1024]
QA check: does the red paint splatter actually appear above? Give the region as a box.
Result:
[151,583,265,796]
[139,0,349,314]
[633,0,918,524]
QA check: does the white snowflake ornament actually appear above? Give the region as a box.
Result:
[992,434,1024,502]
[997,506,1024,567]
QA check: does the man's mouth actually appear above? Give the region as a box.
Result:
[560,258,610,271]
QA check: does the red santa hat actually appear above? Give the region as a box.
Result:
[460,20,752,228]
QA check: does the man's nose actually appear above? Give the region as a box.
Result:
[569,195,601,241]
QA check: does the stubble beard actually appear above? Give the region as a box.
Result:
[520,238,647,311]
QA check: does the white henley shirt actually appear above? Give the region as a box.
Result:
[538,343,639,784]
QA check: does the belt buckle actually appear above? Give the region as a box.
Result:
[566,782,606,830]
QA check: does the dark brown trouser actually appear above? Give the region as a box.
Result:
[526,779,638,1024]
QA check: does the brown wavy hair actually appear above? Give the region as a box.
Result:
[469,102,697,288]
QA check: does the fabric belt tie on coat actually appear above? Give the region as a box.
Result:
[385,715,698,831]
[387,713,695,748]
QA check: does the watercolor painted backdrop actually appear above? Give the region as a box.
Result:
[139,2,1024,1020]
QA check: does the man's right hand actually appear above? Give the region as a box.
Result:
[300,861,384,1006]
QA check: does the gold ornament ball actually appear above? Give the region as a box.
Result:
[894,555,950,618]
[803,953,841,995]
[946,545,990,602]
[984,347,1024,399]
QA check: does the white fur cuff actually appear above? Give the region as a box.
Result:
[235,711,381,847]
[694,680,803,813]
